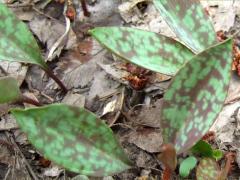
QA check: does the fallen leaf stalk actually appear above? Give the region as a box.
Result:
[43,67,68,93]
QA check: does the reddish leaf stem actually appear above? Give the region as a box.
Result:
[162,167,172,180]
[43,67,68,93]
[80,0,91,17]
[218,152,236,180]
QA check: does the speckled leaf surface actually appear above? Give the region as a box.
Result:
[11,104,131,176]
[0,3,47,69]
[90,27,194,75]
[196,158,219,180]
[161,39,233,154]
[153,0,218,53]
[0,76,21,104]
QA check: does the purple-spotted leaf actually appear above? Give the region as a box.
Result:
[0,3,48,69]
[153,0,218,53]
[161,38,233,154]
[0,76,21,104]
[90,27,194,75]
[196,158,220,180]
[11,104,131,176]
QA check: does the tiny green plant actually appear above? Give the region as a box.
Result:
[0,0,235,179]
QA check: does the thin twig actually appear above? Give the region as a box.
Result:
[111,123,136,131]
[32,7,60,22]
[4,132,39,180]
[3,166,11,180]
[21,95,42,106]
[7,3,32,8]
[0,65,8,76]
[80,0,91,17]
[43,67,68,93]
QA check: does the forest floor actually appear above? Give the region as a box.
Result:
[1,0,240,179]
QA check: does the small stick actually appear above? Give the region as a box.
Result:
[4,131,39,180]
[80,0,91,17]
[43,67,68,93]
[21,95,42,106]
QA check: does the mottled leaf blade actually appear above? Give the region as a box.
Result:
[90,27,194,75]
[153,0,218,53]
[196,158,220,180]
[0,76,21,104]
[161,39,233,154]
[179,156,197,177]
[0,3,47,69]
[11,104,131,176]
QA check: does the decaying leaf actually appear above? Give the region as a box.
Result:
[11,104,132,176]
[153,0,218,53]
[161,39,233,154]
[0,3,47,69]
[196,158,220,180]
[0,76,21,104]
[90,27,194,75]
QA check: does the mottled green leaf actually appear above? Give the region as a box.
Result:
[196,158,220,180]
[153,0,218,53]
[11,104,131,176]
[161,39,233,154]
[0,3,47,69]
[0,76,21,104]
[179,156,197,178]
[191,140,213,157]
[90,27,194,75]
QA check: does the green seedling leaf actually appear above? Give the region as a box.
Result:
[179,156,197,178]
[191,140,213,157]
[0,76,21,104]
[90,27,194,75]
[0,3,47,69]
[153,0,218,53]
[11,104,131,176]
[191,140,223,161]
[161,39,233,154]
[212,150,223,161]
[196,158,220,180]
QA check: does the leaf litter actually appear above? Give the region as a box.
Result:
[1,0,240,179]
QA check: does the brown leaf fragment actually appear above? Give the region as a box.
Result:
[128,127,163,153]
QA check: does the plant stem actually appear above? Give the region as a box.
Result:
[80,0,91,17]
[21,95,42,106]
[162,167,172,180]
[218,153,235,180]
[43,67,68,93]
